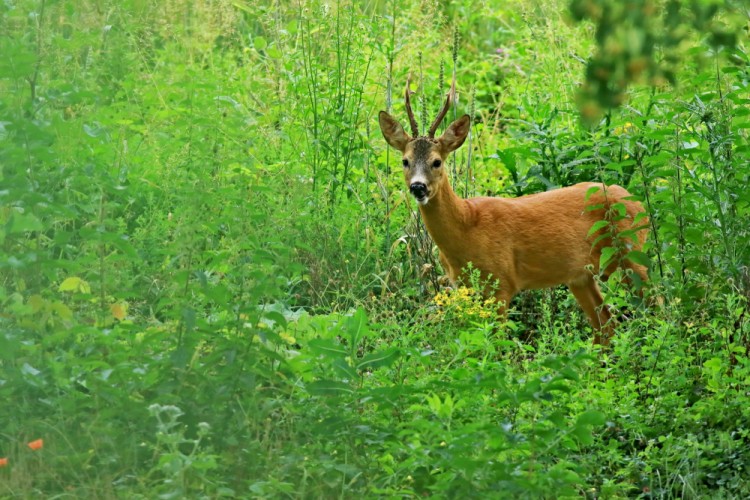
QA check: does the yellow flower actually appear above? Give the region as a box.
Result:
[279,332,296,344]
[613,122,634,135]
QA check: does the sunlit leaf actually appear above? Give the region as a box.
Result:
[59,277,90,293]
[254,36,267,50]
[599,247,617,270]
[587,220,610,237]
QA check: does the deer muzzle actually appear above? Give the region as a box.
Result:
[409,182,428,201]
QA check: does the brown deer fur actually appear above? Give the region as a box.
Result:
[379,105,648,345]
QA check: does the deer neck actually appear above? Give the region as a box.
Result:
[418,179,469,254]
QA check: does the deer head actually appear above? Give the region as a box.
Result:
[378,76,471,206]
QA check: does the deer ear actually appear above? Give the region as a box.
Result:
[379,111,410,152]
[437,114,471,154]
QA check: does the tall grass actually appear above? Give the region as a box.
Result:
[1,0,749,497]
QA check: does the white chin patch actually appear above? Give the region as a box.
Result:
[415,196,429,206]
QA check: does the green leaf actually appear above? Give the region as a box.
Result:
[8,212,43,234]
[625,250,650,268]
[587,219,610,237]
[572,425,594,445]
[59,277,90,293]
[576,410,606,426]
[332,358,358,380]
[51,301,73,319]
[599,246,617,270]
[344,308,368,348]
[585,185,602,201]
[610,202,627,218]
[254,36,267,50]
[685,227,703,245]
[307,338,346,358]
[306,380,354,396]
[559,366,581,381]
[356,347,400,372]
[544,381,571,393]
[101,232,137,257]
[263,310,287,329]
[633,211,649,225]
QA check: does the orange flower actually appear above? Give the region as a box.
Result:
[0,457,8,467]
[28,439,43,451]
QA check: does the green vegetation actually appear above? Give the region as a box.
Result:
[1,0,748,497]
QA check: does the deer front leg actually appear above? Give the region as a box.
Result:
[438,251,457,287]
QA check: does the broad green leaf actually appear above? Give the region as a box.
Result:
[59,277,90,294]
[263,310,287,329]
[307,338,346,358]
[625,250,651,268]
[356,347,400,372]
[51,302,73,320]
[599,246,617,270]
[685,227,703,245]
[544,381,571,393]
[610,202,627,217]
[332,358,357,380]
[585,202,605,212]
[572,425,594,445]
[585,185,602,201]
[587,220,610,237]
[254,36,267,50]
[8,213,43,234]
[576,410,606,426]
[559,366,581,381]
[28,295,45,313]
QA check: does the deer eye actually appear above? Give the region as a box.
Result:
[432,159,442,169]
[402,159,409,168]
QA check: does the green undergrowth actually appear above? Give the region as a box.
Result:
[1,0,749,497]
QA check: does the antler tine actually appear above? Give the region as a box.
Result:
[404,75,420,137]
[427,73,456,138]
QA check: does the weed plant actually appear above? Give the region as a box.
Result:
[0,0,748,497]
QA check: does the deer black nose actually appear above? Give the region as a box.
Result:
[410,182,427,198]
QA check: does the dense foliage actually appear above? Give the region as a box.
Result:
[1,0,748,497]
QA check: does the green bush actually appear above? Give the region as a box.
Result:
[1,0,748,497]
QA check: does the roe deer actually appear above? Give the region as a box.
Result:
[378,76,649,345]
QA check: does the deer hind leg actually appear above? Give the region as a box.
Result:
[619,258,649,294]
[623,261,664,310]
[568,276,615,345]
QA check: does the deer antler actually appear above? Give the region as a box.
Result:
[404,75,420,137]
[427,74,456,138]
